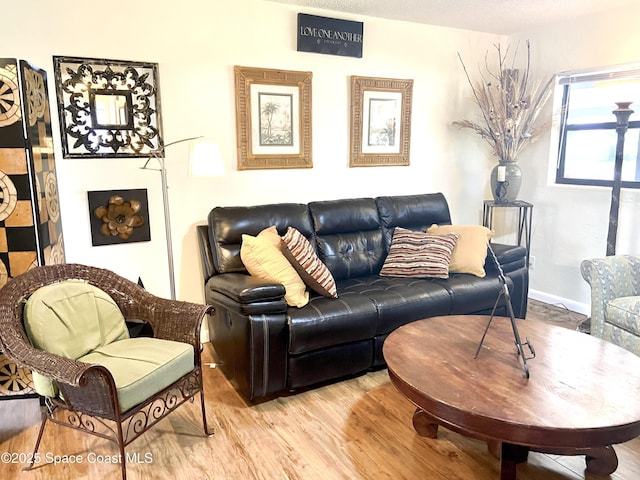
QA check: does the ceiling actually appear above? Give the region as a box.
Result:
[265,0,635,34]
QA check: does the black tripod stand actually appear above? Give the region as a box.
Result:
[474,243,536,378]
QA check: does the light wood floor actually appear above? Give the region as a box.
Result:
[1,301,639,479]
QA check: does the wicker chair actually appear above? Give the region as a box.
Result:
[0,264,214,479]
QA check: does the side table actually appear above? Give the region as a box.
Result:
[482,200,533,267]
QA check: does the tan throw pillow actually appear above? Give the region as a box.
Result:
[240,233,309,308]
[426,224,493,277]
[281,227,338,298]
[379,227,459,279]
[257,225,282,250]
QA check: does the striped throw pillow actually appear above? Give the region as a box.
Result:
[281,227,338,298]
[379,227,459,279]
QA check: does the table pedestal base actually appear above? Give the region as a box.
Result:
[411,408,619,479]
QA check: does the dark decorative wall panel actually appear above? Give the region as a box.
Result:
[0,58,65,398]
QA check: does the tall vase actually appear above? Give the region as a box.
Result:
[490,161,522,203]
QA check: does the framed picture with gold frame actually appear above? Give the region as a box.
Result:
[234,66,313,170]
[350,76,413,167]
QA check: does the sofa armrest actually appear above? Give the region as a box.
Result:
[204,272,289,400]
[581,255,640,338]
[205,273,287,316]
[206,273,286,303]
[485,243,529,318]
[485,243,527,274]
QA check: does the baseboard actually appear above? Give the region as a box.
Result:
[529,289,590,316]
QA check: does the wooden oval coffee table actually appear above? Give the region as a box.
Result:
[383,315,640,479]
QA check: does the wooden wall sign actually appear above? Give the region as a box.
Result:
[297,13,363,58]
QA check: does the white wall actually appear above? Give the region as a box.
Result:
[3,0,499,302]
[4,0,638,315]
[509,4,640,313]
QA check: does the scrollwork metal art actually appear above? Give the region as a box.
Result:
[122,370,201,443]
[45,370,202,449]
[53,56,163,158]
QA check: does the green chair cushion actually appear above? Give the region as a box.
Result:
[78,337,194,413]
[24,280,130,397]
[31,372,58,398]
[24,280,129,358]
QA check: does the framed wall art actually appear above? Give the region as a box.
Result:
[234,66,312,170]
[53,56,163,158]
[350,76,413,167]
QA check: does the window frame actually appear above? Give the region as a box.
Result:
[555,65,640,189]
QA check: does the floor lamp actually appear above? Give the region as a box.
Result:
[141,137,223,299]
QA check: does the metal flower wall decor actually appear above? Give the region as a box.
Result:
[88,189,150,246]
[95,196,143,240]
[453,41,554,163]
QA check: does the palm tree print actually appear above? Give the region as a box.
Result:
[259,93,293,146]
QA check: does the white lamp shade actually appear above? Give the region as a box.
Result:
[189,140,224,177]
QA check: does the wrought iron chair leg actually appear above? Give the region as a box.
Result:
[23,404,48,471]
[200,391,213,436]
[116,422,127,480]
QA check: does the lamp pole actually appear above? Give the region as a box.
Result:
[142,136,203,299]
[606,102,634,256]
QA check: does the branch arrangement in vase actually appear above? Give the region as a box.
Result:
[453,40,554,163]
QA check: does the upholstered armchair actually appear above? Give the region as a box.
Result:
[0,264,214,479]
[581,255,640,356]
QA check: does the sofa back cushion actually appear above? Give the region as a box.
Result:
[208,203,313,274]
[205,193,453,281]
[376,193,452,250]
[309,198,385,280]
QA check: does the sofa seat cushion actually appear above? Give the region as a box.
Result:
[606,296,640,336]
[340,276,452,335]
[78,337,194,413]
[434,273,508,315]
[287,292,378,354]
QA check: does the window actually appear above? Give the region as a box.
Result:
[556,65,640,188]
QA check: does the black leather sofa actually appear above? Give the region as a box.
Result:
[197,193,528,401]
